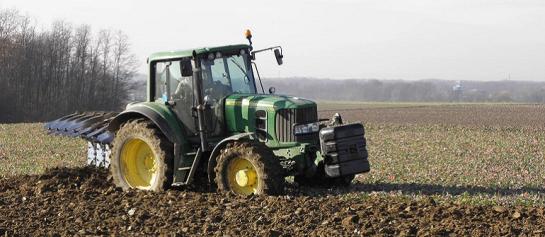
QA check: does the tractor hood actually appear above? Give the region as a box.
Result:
[224,94,318,143]
[224,94,316,111]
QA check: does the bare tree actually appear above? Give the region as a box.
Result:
[0,8,137,122]
[110,30,137,108]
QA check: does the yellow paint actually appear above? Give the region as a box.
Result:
[120,138,158,190]
[227,157,259,195]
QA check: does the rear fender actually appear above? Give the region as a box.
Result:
[207,132,255,182]
[108,103,184,144]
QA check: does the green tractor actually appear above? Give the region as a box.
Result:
[46,30,370,195]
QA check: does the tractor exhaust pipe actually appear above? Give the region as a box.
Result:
[192,51,209,151]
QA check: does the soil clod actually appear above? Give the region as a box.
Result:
[1,167,545,236]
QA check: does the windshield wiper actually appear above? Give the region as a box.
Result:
[230,59,251,84]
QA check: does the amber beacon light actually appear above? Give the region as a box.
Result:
[245,29,253,46]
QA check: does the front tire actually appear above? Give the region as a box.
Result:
[110,120,173,191]
[214,142,285,196]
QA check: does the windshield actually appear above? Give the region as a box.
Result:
[201,53,256,100]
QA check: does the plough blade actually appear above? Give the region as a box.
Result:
[44,112,118,144]
[45,112,118,168]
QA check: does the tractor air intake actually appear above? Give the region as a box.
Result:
[275,106,318,143]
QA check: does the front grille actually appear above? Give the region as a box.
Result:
[275,106,318,143]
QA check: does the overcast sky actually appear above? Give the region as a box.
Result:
[1,0,544,81]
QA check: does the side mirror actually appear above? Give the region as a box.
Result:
[268,87,276,94]
[180,60,193,77]
[274,49,283,65]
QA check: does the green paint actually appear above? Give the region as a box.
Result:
[126,101,187,143]
[272,143,323,177]
[223,93,317,148]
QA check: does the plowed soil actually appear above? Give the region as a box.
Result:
[2,167,545,236]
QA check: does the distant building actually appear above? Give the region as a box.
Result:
[452,80,463,101]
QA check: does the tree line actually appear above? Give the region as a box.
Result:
[0,9,137,123]
[263,78,545,103]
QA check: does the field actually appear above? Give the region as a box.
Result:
[2,103,545,235]
[319,102,545,205]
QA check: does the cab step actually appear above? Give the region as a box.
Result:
[172,148,202,186]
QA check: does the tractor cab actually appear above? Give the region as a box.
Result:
[149,44,259,141]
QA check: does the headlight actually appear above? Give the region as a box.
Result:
[293,122,320,135]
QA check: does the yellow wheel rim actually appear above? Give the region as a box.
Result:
[120,138,158,190]
[227,157,259,195]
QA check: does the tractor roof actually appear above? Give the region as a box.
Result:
[148,44,250,62]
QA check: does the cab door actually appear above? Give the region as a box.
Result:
[154,58,225,140]
[154,59,197,138]
[201,58,230,138]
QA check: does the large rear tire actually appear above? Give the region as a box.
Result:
[214,142,285,196]
[110,120,173,191]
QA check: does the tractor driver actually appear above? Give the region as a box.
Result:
[201,58,233,104]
